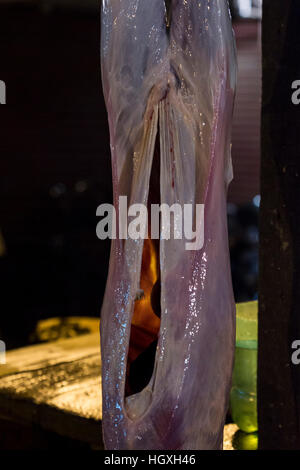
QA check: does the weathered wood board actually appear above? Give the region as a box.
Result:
[259,0,300,449]
[0,333,237,450]
[0,333,102,448]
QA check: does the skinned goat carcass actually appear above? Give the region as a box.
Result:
[100,0,237,450]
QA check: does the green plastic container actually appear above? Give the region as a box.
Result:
[230,301,258,433]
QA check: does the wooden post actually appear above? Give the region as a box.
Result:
[259,0,300,449]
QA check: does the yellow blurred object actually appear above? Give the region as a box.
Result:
[236,300,258,348]
[230,300,258,433]
[232,430,258,450]
[29,316,100,344]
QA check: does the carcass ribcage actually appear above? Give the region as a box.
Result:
[101,0,237,450]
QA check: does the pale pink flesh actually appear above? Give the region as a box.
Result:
[100,0,237,450]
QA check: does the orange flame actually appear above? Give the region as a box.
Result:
[127,237,160,366]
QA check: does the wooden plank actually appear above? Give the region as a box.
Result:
[0,332,100,377]
[0,333,103,447]
[0,333,238,449]
[259,0,300,449]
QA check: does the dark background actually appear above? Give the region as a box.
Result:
[0,1,261,349]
